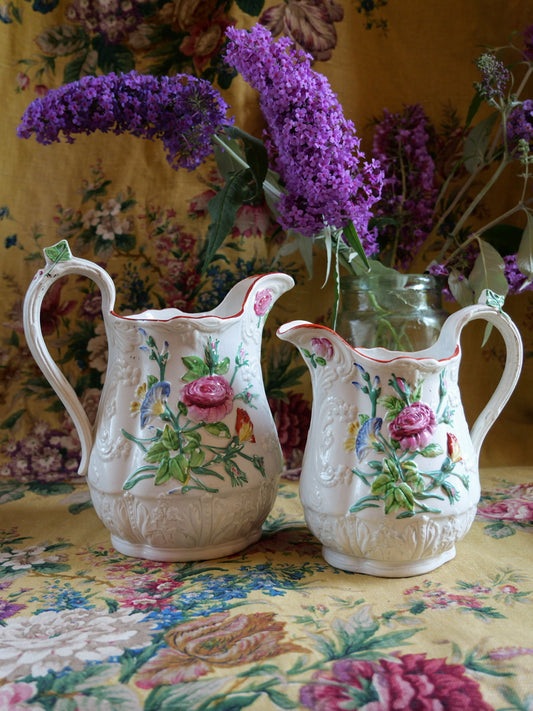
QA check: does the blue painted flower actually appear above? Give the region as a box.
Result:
[140,382,171,428]
[355,417,383,459]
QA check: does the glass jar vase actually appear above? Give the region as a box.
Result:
[336,273,448,351]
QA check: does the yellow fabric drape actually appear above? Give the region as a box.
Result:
[0,0,532,479]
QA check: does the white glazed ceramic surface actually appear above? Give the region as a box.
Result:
[278,293,523,577]
[23,241,294,561]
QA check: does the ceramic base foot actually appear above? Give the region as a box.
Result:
[110,529,262,562]
[322,546,456,577]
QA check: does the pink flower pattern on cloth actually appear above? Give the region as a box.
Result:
[181,375,234,423]
[478,483,533,522]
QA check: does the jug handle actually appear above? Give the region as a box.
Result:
[23,240,116,475]
[439,291,523,459]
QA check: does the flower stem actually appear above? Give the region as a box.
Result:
[213,132,283,201]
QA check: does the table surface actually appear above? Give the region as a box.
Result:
[0,467,532,710]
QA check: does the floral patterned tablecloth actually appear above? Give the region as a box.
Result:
[0,467,532,710]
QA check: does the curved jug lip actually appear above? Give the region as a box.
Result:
[111,272,292,323]
[277,320,460,364]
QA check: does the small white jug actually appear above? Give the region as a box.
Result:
[278,292,523,576]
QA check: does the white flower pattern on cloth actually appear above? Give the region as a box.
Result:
[0,608,155,681]
[0,545,61,571]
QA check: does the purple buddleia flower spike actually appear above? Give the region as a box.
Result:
[17,71,231,172]
[224,24,383,253]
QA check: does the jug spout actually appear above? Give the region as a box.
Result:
[228,272,295,325]
[277,320,357,377]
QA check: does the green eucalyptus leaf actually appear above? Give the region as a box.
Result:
[276,231,314,277]
[224,125,269,192]
[516,210,533,287]
[469,239,509,301]
[342,220,370,270]
[448,269,474,307]
[463,111,498,173]
[214,136,244,178]
[202,169,256,269]
[464,89,484,129]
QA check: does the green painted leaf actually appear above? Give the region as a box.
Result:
[419,443,444,458]
[155,459,172,485]
[214,357,230,375]
[181,355,209,380]
[27,481,75,496]
[144,678,230,711]
[44,240,72,264]
[189,448,205,467]
[204,422,231,438]
[114,232,136,252]
[146,441,170,463]
[161,424,180,450]
[169,455,189,483]
[147,374,159,388]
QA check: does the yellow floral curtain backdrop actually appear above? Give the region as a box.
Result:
[1,0,532,485]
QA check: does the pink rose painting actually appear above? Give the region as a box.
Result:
[124,334,265,492]
[254,288,273,317]
[181,375,234,423]
[388,401,437,451]
[349,365,465,517]
[311,337,334,361]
